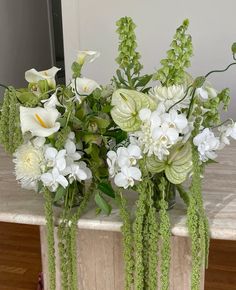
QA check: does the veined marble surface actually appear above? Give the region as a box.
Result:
[0,143,236,240]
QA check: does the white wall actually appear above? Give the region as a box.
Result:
[0,0,53,95]
[61,0,236,118]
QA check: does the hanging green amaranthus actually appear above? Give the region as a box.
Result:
[0,87,23,153]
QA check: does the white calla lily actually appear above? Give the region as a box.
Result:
[20,106,60,137]
[76,50,100,65]
[71,77,100,101]
[41,89,62,108]
[25,66,60,88]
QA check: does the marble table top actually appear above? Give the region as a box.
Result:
[0,143,236,240]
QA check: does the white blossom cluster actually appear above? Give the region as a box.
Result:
[14,132,92,192]
[135,104,189,160]
[107,144,142,189]
[193,122,236,162]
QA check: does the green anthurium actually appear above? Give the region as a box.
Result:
[146,142,192,184]
[111,89,156,132]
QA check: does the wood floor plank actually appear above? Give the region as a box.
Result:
[0,222,42,290]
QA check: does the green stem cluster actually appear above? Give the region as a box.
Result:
[0,87,23,153]
[118,177,171,290]
[44,188,56,290]
[187,121,210,290]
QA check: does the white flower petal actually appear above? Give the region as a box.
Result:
[114,172,129,188]
[20,106,60,137]
[139,108,151,121]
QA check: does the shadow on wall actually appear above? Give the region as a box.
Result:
[0,0,54,99]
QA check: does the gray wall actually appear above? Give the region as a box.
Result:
[0,0,53,96]
[62,0,236,119]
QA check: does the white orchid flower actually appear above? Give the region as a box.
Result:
[161,110,188,133]
[25,66,60,88]
[71,77,100,102]
[41,167,68,192]
[63,161,92,183]
[107,151,119,177]
[117,144,142,167]
[65,139,82,165]
[41,89,62,109]
[218,122,236,148]
[196,82,217,101]
[227,122,236,139]
[193,128,220,161]
[45,147,67,171]
[20,106,60,137]
[76,50,100,65]
[114,166,142,189]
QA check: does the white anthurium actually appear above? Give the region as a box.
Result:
[41,167,68,192]
[150,84,190,110]
[25,66,60,88]
[107,151,119,177]
[71,77,100,100]
[193,128,220,162]
[41,89,62,109]
[117,144,142,167]
[76,50,100,65]
[161,110,188,133]
[114,166,142,189]
[20,106,60,137]
[45,147,67,171]
[65,139,82,165]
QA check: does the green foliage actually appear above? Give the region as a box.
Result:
[44,188,56,290]
[116,16,143,75]
[154,19,193,86]
[158,178,171,290]
[0,87,23,153]
[116,191,134,290]
[146,182,159,290]
[186,121,209,290]
[94,192,112,215]
[55,126,71,150]
[202,88,231,127]
[114,17,152,90]
[133,180,147,290]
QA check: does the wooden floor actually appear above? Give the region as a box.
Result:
[0,222,42,290]
[0,222,235,290]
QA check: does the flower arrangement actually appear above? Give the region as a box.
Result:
[0,17,236,290]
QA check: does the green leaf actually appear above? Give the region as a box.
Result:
[135,74,153,87]
[71,61,82,77]
[16,91,39,106]
[116,69,128,85]
[38,80,49,93]
[104,129,127,143]
[54,186,66,202]
[98,182,115,198]
[94,192,112,215]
